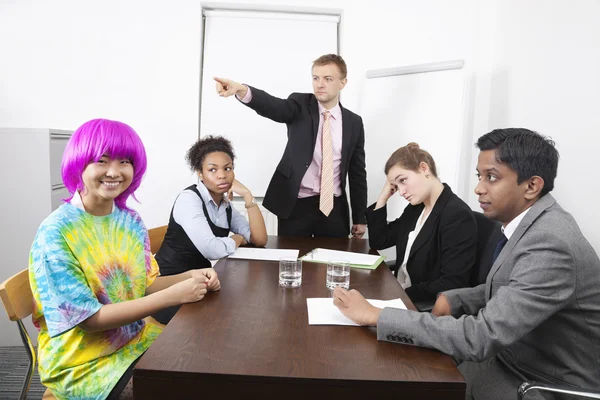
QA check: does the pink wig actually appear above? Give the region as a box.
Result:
[61,119,147,209]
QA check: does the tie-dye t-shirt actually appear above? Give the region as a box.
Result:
[29,201,163,400]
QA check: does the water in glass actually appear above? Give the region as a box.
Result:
[279,258,302,288]
[326,260,350,290]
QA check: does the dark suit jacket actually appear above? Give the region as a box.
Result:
[366,184,477,302]
[241,86,367,224]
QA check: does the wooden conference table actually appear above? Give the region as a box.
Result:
[134,236,465,399]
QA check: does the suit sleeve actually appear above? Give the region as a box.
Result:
[377,230,576,362]
[405,208,477,301]
[366,203,402,249]
[444,284,487,317]
[239,86,301,124]
[348,116,367,225]
[367,202,418,251]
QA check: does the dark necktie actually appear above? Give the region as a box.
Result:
[492,234,508,264]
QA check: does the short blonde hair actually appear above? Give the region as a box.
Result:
[312,54,347,79]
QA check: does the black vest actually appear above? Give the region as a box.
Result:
[155,184,232,276]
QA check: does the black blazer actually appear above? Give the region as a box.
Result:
[366,184,477,302]
[241,86,367,224]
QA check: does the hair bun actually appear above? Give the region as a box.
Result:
[406,142,420,149]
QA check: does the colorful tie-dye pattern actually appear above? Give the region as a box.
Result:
[29,203,163,400]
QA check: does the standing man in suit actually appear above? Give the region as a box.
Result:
[214,54,367,238]
[333,128,600,399]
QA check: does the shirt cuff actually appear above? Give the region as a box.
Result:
[223,236,238,255]
[240,229,252,245]
[236,85,252,103]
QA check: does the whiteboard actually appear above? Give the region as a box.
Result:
[359,66,469,221]
[200,10,338,196]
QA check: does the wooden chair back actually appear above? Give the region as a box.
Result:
[148,225,168,254]
[0,269,56,399]
[0,269,33,321]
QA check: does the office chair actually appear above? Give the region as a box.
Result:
[0,269,56,400]
[471,211,503,286]
[146,225,168,328]
[518,381,600,399]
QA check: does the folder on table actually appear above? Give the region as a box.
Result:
[300,248,385,270]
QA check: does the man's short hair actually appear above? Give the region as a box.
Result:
[313,54,347,79]
[476,128,559,197]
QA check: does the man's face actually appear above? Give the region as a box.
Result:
[312,63,347,106]
[475,150,531,226]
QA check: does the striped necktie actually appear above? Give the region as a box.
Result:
[319,111,334,216]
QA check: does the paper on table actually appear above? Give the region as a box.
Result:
[228,247,299,261]
[306,297,407,326]
[300,248,385,269]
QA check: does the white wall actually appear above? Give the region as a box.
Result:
[467,0,600,252]
[0,0,479,345]
[0,1,204,229]
[3,0,598,343]
[0,0,479,226]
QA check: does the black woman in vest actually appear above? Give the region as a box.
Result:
[153,135,268,323]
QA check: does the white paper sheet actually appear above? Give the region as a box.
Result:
[228,247,299,261]
[301,248,381,266]
[306,297,407,326]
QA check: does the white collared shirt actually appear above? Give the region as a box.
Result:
[502,207,531,240]
[297,101,343,198]
[397,208,430,289]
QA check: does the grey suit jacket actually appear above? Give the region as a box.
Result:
[377,194,600,389]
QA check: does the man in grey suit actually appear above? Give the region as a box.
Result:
[333,128,600,399]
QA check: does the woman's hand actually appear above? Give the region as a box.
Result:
[190,268,221,291]
[227,179,251,201]
[375,181,398,210]
[168,274,208,304]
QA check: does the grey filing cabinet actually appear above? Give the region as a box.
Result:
[0,128,73,346]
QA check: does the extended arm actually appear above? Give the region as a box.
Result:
[377,232,576,362]
[215,77,300,123]
[79,279,205,332]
